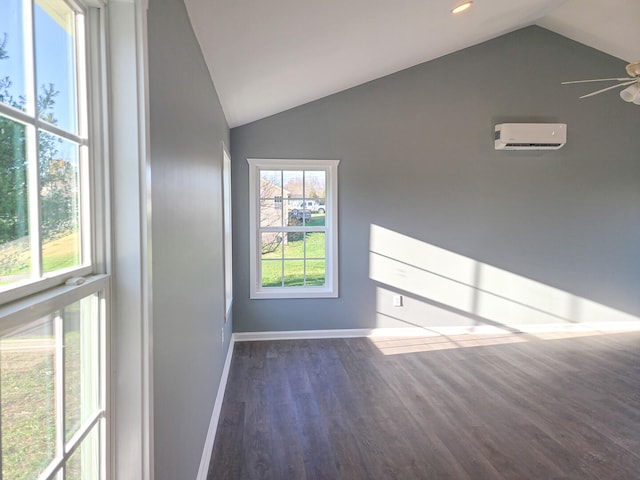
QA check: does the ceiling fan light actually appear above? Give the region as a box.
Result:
[620,83,640,102]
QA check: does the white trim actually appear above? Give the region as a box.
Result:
[107,0,153,478]
[248,158,340,169]
[100,279,110,480]
[196,334,236,480]
[234,329,373,341]
[233,322,640,342]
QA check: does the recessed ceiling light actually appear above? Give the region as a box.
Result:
[452,1,473,14]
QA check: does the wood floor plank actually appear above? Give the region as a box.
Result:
[207,401,245,480]
[208,331,640,480]
[269,401,307,480]
[293,391,340,479]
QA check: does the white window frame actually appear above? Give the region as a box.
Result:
[248,158,339,299]
[106,0,154,477]
[222,144,233,319]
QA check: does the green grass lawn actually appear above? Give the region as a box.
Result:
[0,230,80,286]
[1,336,58,479]
[261,214,327,287]
[1,327,87,479]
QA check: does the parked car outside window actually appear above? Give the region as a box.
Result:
[288,200,325,215]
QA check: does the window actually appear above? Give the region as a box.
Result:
[222,146,232,318]
[1,1,107,478]
[248,158,339,299]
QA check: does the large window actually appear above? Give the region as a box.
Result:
[223,146,233,318]
[1,0,107,478]
[248,158,339,299]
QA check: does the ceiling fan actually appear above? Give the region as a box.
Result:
[562,61,640,104]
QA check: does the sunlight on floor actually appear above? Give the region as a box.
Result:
[369,329,636,356]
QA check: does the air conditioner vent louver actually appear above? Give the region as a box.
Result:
[495,123,567,150]
[505,143,563,148]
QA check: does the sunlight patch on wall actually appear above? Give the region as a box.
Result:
[369,251,476,314]
[369,224,640,334]
[373,286,639,355]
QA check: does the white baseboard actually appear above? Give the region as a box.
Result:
[196,334,236,480]
[233,328,374,341]
[233,321,640,342]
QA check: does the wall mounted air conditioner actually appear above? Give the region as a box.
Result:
[494,123,567,150]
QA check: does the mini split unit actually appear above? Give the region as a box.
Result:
[494,123,567,150]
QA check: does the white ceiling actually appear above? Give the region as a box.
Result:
[183,0,640,127]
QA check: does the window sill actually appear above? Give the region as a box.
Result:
[250,286,338,300]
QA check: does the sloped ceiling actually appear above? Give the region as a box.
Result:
[183,0,640,127]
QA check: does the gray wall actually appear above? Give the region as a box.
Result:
[231,26,640,333]
[148,0,230,478]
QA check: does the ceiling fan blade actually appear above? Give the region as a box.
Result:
[579,80,637,99]
[562,78,634,84]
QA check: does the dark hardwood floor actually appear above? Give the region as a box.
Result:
[207,331,640,479]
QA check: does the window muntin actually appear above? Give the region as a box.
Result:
[249,159,339,299]
[0,0,90,298]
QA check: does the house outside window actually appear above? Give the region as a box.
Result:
[248,158,339,299]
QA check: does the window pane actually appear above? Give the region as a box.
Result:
[283,260,304,286]
[261,232,282,259]
[0,115,31,287]
[305,170,325,202]
[305,171,325,226]
[259,170,283,228]
[34,0,78,133]
[306,232,325,259]
[287,209,308,226]
[39,131,81,274]
[66,425,99,480]
[283,232,304,258]
[282,170,303,199]
[0,0,28,111]
[1,316,56,479]
[308,209,325,227]
[261,259,282,287]
[306,260,325,286]
[64,295,99,442]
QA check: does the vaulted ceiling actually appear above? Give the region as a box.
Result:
[183,0,640,127]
